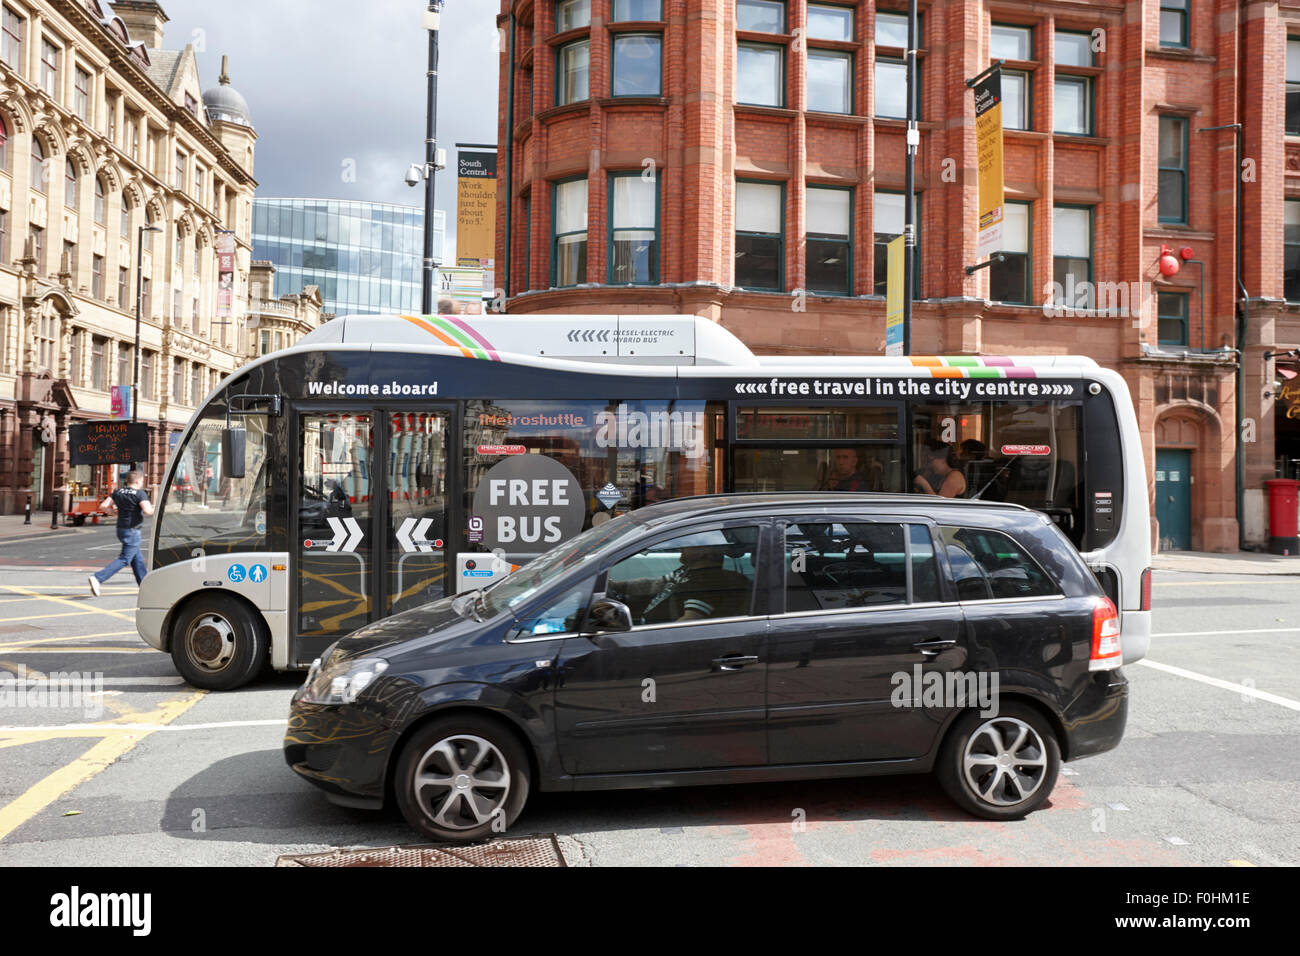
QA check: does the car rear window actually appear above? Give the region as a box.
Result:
[939,525,1061,601]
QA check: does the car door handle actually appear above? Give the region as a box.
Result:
[913,639,958,658]
[712,654,760,671]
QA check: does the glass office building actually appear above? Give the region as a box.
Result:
[252,199,445,316]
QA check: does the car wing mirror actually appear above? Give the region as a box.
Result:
[584,599,633,635]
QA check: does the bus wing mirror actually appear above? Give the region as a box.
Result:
[222,426,247,479]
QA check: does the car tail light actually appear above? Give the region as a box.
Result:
[1140,567,1153,611]
[1090,596,1122,671]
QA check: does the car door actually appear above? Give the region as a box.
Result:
[554,520,771,776]
[766,516,969,764]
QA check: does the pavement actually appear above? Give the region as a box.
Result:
[1152,550,1300,575]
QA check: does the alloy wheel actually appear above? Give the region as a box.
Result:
[961,716,1049,807]
[412,734,512,831]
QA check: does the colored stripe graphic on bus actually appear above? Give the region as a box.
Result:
[399,314,502,361]
[908,356,1037,379]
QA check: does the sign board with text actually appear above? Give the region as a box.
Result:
[69,422,149,466]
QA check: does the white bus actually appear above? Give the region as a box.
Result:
[136,314,1152,689]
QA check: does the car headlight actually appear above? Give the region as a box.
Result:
[299,657,389,705]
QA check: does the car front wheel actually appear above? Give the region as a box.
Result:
[936,703,1061,820]
[394,716,530,844]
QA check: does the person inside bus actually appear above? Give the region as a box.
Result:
[913,441,967,498]
[821,448,868,491]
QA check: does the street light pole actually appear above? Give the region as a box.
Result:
[133,223,162,466]
[420,1,444,314]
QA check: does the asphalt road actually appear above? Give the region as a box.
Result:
[0,525,1297,866]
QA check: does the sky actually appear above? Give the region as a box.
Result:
[157,0,501,257]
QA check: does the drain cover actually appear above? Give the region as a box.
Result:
[276,835,566,867]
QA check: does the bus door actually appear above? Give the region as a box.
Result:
[290,406,455,666]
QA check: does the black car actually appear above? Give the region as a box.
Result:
[285,493,1127,843]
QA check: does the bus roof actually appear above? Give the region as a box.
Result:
[298,314,1102,373]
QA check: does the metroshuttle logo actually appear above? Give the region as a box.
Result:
[49,886,151,936]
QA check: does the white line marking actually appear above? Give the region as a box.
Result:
[1137,659,1300,712]
[0,718,289,734]
[1152,627,1300,637]
[14,677,184,687]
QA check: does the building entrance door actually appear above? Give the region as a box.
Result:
[1156,449,1192,551]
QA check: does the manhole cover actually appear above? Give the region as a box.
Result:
[275,835,566,867]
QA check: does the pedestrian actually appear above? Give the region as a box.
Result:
[88,470,154,595]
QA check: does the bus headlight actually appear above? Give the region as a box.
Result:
[299,657,389,705]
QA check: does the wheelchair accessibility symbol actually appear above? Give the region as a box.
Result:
[227,564,247,583]
[248,564,268,583]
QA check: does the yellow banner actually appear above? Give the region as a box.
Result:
[885,235,905,356]
[456,151,497,269]
[975,70,1004,258]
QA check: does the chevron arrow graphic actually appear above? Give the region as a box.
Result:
[342,517,364,553]
[326,517,348,552]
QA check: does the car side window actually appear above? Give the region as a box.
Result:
[507,581,594,639]
[785,522,908,611]
[908,524,942,603]
[940,525,1060,600]
[606,526,760,625]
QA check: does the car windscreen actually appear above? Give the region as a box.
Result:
[479,512,644,618]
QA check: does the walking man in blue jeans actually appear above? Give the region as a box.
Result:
[88,470,154,595]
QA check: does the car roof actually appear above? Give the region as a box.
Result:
[628,493,1036,528]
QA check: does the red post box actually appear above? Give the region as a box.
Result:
[1265,479,1300,555]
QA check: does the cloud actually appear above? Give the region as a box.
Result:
[157,0,500,256]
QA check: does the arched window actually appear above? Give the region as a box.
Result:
[30,138,45,192]
[120,197,130,238]
[94,176,106,224]
[0,114,9,173]
[64,159,78,209]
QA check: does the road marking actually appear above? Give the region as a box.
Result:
[6,676,185,688]
[0,717,287,734]
[0,532,77,545]
[0,646,152,654]
[1228,860,1257,867]
[0,586,134,622]
[0,690,205,842]
[0,609,129,624]
[1152,581,1270,587]
[0,631,137,650]
[0,584,135,592]
[1152,627,1300,637]
[1137,659,1300,712]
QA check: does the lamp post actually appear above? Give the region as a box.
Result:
[133,223,162,469]
[420,0,445,314]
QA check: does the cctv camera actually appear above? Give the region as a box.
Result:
[404,164,423,188]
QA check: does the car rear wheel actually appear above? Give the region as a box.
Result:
[170,594,267,691]
[936,703,1061,820]
[394,716,530,844]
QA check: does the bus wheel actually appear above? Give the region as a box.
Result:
[171,595,267,691]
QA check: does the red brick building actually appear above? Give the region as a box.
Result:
[495,0,1300,552]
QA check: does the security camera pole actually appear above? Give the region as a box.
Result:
[420,0,445,314]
